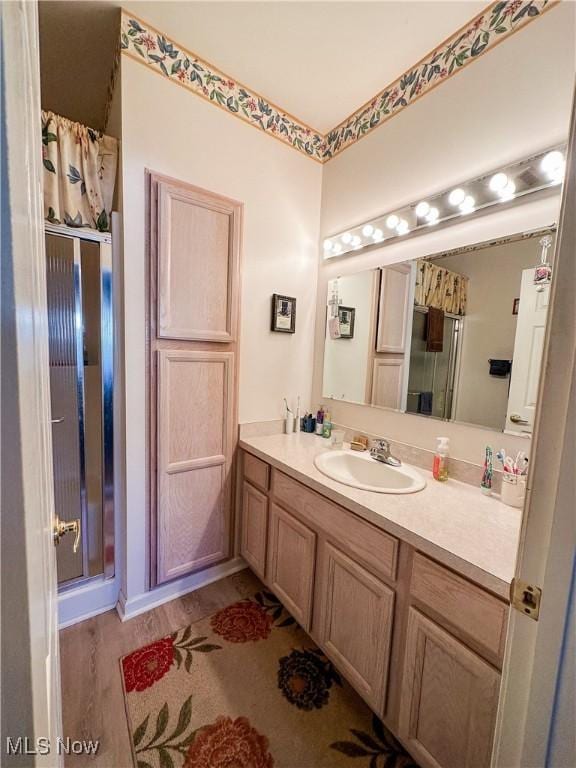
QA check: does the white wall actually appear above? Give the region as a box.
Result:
[314,2,575,465]
[322,271,375,403]
[120,56,321,601]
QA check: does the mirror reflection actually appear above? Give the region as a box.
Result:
[322,230,555,435]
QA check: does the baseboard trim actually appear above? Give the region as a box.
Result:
[58,576,120,628]
[116,557,248,622]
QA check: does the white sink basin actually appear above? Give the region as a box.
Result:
[314,450,426,494]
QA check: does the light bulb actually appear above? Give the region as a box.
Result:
[341,232,352,244]
[541,150,564,176]
[426,207,439,224]
[351,235,362,247]
[396,219,410,235]
[332,242,342,254]
[549,165,565,184]
[362,224,374,237]
[386,214,399,229]
[415,201,430,218]
[372,228,384,241]
[459,195,475,214]
[489,172,508,192]
[323,239,333,251]
[499,180,516,201]
[448,188,466,206]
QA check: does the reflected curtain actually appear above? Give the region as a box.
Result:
[42,111,117,232]
[414,260,468,315]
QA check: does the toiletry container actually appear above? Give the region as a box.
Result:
[322,410,332,439]
[330,430,345,449]
[315,407,324,435]
[501,474,526,508]
[433,437,450,481]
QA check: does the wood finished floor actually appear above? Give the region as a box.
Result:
[59,569,263,767]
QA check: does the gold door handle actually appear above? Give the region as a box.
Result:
[510,413,529,425]
[53,515,81,553]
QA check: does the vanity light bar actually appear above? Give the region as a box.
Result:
[322,146,567,259]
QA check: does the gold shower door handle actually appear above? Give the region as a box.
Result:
[53,515,81,553]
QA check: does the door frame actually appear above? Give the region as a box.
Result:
[1,1,63,762]
[492,85,576,768]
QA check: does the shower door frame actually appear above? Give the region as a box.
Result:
[45,223,115,589]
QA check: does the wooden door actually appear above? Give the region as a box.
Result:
[156,350,234,582]
[240,481,268,580]
[268,503,316,630]
[149,172,242,585]
[315,541,394,712]
[399,608,500,768]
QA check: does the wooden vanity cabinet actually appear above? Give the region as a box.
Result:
[314,540,394,712]
[240,481,268,581]
[239,452,508,768]
[398,609,500,768]
[267,503,316,630]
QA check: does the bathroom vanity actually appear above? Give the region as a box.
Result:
[238,433,522,768]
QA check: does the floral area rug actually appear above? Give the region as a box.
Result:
[121,590,418,768]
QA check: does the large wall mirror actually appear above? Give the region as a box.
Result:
[322,228,556,435]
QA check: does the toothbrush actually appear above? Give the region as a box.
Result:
[283,398,293,415]
[295,396,300,433]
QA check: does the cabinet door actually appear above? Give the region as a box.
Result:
[376,264,411,353]
[156,180,241,342]
[371,357,404,409]
[399,608,501,768]
[156,349,233,583]
[268,503,316,630]
[240,481,268,580]
[315,541,394,712]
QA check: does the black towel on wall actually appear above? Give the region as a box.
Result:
[489,359,512,377]
[426,307,444,352]
[419,391,433,415]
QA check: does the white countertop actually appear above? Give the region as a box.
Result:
[239,432,522,599]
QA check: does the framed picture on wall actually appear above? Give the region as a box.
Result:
[271,294,296,333]
[338,306,355,339]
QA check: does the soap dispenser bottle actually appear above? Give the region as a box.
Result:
[433,437,450,481]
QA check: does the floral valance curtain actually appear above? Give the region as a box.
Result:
[42,111,117,232]
[414,260,469,316]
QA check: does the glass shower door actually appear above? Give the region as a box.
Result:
[45,233,87,583]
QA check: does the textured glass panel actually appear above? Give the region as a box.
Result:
[46,234,84,583]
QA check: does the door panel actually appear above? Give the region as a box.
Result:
[156,350,233,583]
[268,503,316,630]
[240,481,268,580]
[399,608,500,768]
[315,541,394,712]
[371,357,404,409]
[157,181,241,342]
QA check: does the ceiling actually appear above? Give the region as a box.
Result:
[39,1,120,130]
[38,1,487,133]
[123,1,487,132]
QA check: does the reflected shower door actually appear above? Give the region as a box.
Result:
[46,233,86,584]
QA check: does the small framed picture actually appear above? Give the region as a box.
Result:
[512,298,520,315]
[338,306,355,339]
[271,294,296,333]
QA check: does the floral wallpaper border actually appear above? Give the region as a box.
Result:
[120,0,557,164]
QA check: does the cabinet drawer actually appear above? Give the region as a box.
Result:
[243,452,270,492]
[272,469,398,582]
[410,553,508,666]
[240,481,268,580]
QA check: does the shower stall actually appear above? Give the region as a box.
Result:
[45,225,114,589]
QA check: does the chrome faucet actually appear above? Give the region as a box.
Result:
[370,439,402,467]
